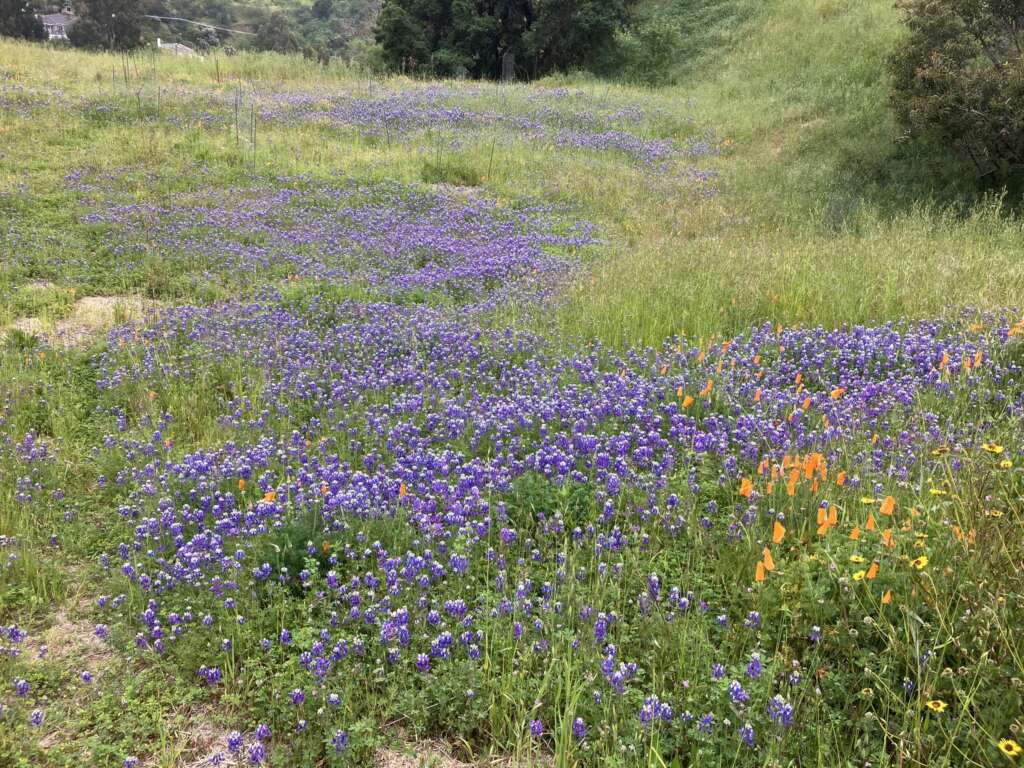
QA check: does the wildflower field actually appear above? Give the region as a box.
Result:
[1,3,1024,765]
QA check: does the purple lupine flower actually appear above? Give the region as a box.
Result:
[246,742,265,765]
[746,652,763,679]
[739,723,755,747]
[768,695,794,727]
[332,730,348,753]
[697,712,714,733]
[728,680,749,704]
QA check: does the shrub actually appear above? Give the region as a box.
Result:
[889,0,1024,180]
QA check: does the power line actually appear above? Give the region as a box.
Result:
[143,15,256,35]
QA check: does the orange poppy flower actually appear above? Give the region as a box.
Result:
[772,520,786,544]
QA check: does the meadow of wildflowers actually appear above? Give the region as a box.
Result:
[1,39,1023,768]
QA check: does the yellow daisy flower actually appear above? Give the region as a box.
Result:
[911,555,929,570]
[999,739,1023,758]
[982,443,1004,454]
[852,570,866,582]
[860,497,878,505]
[849,555,866,564]
[925,699,947,713]
[929,488,948,496]
[1001,459,1014,469]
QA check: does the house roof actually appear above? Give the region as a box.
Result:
[159,41,195,53]
[39,13,74,25]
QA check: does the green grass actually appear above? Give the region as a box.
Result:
[1,2,1023,764]
[547,0,1022,346]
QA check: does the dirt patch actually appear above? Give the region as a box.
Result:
[432,183,484,199]
[169,708,241,768]
[25,602,114,675]
[4,294,161,349]
[376,741,541,768]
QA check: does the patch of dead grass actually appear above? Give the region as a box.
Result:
[4,294,162,349]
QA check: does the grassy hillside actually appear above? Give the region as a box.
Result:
[554,0,1018,346]
[0,3,1022,767]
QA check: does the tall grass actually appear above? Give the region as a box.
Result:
[552,0,1022,347]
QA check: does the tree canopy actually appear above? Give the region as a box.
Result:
[68,0,144,50]
[374,0,635,78]
[889,0,1024,179]
[0,0,46,40]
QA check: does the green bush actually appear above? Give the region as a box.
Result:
[620,16,682,86]
[889,0,1024,180]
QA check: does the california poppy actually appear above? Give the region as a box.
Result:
[772,520,786,544]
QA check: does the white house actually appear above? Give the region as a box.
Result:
[156,37,197,57]
[37,5,75,41]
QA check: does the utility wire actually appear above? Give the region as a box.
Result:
[143,15,256,35]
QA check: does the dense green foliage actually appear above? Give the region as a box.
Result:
[67,0,144,49]
[890,0,1024,180]
[374,0,633,78]
[0,0,45,40]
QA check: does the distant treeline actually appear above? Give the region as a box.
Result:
[4,0,711,80]
[6,0,382,61]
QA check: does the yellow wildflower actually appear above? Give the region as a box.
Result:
[999,739,1023,758]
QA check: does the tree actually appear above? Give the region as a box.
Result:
[374,0,629,78]
[311,0,333,21]
[68,0,143,50]
[889,0,1024,179]
[0,0,46,40]
[253,11,301,53]
[374,1,431,71]
[523,0,632,75]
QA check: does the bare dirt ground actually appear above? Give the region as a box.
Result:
[7,293,161,348]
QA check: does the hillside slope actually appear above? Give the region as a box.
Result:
[553,0,1017,345]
